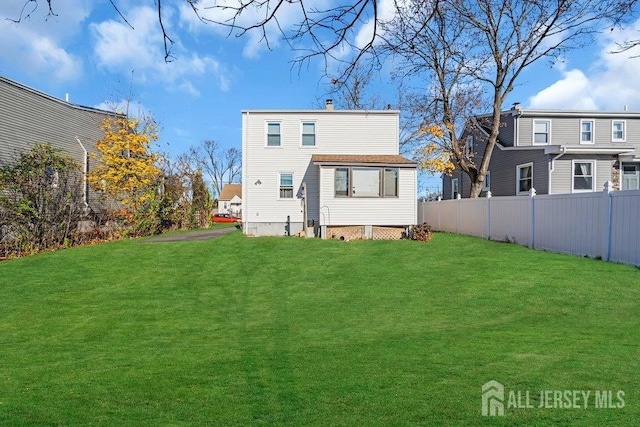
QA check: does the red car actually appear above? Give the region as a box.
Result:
[211,213,242,224]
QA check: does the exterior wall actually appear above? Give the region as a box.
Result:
[496,113,516,147]
[219,195,242,215]
[317,166,416,226]
[489,147,549,196]
[550,155,614,194]
[242,110,402,236]
[0,75,114,210]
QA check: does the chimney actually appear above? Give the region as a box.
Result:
[512,102,521,110]
[65,93,70,102]
[325,99,334,111]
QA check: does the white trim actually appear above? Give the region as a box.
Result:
[516,162,534,195]
[571,160,596,193]
[300,121,317,147]
[451,178,459,199]
[533,119,551,145]
[612,120,626,142]
[482,171,491,192]
[277,172,294,200]
[580,119,595,144]
[265,121,282,147]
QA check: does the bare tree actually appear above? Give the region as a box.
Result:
[381,0,636,197]
[188,140,241,199]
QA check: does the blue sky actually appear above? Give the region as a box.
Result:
[2,0,640,194]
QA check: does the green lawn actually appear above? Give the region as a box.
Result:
[0,232,638,425]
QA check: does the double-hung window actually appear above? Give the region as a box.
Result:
[533,120,550,144]
[580,120,594,144]
[612,120,626,142]
[267,122,281,147]
[301,122,316,146]
[517,163,533,194]
[452,178,459,199]
[573,161,594,192]
[279,173,294,199]
[482,171,491,192]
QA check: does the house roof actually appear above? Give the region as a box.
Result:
[311,154,417,167]
[219,183,242,201]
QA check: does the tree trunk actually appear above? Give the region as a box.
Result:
[469,180,484,198]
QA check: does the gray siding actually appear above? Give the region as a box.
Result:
[497,113,516,147]
[550,155,614,194]
[0,75,114,210]
[489,148,549,196]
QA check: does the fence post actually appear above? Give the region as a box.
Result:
[602,180,614,262]
[529,187,536,249]
[437,195,442,231]
[486,191,492,240]
[456,193,461,234]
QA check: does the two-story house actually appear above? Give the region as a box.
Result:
[242,101,418,237]
[443,106,640,199]
[0,74,116,210]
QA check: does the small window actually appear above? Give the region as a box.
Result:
[267,122,281,147]
[384,168,398,197]
[482,171,491,192]
[612,120,626,142]
[580,120,594,144]
[533,120,550,144]
[573,161,594,192]
[465,134,474,156]
[452,178,459,199]
[517,163,533,194]
[335,168,349,197]
[301,122,316,146]
[279,173,293,198]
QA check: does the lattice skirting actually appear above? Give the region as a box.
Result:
[326,226,406,241]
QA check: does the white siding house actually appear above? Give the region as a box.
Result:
[242,104,417,237]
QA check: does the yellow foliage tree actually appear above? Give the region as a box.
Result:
[88,115,161,211]
[415,125,458,177]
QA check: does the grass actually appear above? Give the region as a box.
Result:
[0,231,638,425]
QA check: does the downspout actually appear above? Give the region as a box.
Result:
[75,137,89,209]
[548,147,567,194]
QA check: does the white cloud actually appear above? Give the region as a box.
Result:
[91,5,231,94]
[527,17,640,110]
[0,0,89,82]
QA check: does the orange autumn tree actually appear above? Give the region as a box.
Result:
[88,115,161,212]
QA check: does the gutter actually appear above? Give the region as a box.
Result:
[548,146,567,194]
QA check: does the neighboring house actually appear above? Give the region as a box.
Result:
[218,183,242,216]
[0,74,116,210]
[443,105,640,199]
[242,101,418,237]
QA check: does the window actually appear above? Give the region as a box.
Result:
[465,134,474,156]
[483,171,491,192]
[580,120,594,144]
[573,161,594,192]
[452,178,459,199]
[612,120,626,142]
[279,173,293,198]
[301,122,316,146]
[335,168,349,197]
[533,120,550,144]
[384,168,399,197]
[267,122,281,146]
[517,163,533,194]
[333,167,398,198]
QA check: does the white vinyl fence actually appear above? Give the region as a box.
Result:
[418,182,640,267]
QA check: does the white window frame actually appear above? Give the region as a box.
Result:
[300,122,316,147]
[516,162,533,195]
[451,178,459,199]
[266,122,282,147]
[465,134,474,156]
[572,160,596,193]
[580,119,595,144]
[612,120,626,142]
[482,171,491,192]
[278,172,294,199]
[533,120,551,145]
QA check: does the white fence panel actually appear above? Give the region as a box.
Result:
[534,193,604,258]
[417,184,640,267]
[609,190,640,266]
[488,196,531,246]
[459,198,487,238]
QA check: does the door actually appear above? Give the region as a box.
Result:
[622,163,640,190]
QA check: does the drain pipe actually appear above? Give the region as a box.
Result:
[75,137,89,208]
[548,147,567,194]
